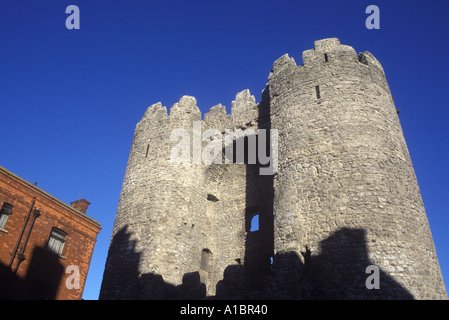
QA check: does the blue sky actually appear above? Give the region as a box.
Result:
[1,0,448,299]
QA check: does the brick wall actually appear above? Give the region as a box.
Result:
[0,166,101,300]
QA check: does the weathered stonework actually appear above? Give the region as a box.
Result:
[100,38,447,300]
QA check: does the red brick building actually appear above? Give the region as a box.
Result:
[0,166,101,299]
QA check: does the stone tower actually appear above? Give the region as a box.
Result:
[100,38,447,300]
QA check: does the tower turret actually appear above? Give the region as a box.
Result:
[268,38,446,299]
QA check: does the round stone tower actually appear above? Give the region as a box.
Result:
[100,91,267,299]
[99,96,210,299]
[268,38,446,299]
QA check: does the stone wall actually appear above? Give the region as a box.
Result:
[100,38,447,300]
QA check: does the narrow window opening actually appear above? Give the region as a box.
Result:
[324,53,328,62]
[207,194,219,202]
[250,214,259,232]
[145,144,150,158]
[315,85,321,99]
[200,249,211,272]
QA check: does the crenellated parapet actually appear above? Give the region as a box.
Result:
[203,103,227,129]
[268,38,391,101]
[303,38,358,66]
[138,89,260,136]
[170,96,202,120]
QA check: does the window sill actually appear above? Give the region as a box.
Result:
[0,228,8,234]
[46,247,66,259]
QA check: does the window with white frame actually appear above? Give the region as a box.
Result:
[47,228,67,256]
[0,203,13,230]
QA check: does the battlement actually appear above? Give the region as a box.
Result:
[170,95,201,119]
[358,50,385,75]
[303,37,357,65]
[269,38,385,74]
[267,38,390,99]
[314,37,341,51]
[270,54,298,76]
[203,103,227,125]
[142,102,168,119]
[138,89,260,134]
[140,39,387,131]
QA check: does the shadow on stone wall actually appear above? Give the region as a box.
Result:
[300,228,415,299]
[241,85,274,291]
[215,227,414,300]
[99,226,207,300]
[100,226,414,300]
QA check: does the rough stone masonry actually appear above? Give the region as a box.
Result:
[99,38,448,300]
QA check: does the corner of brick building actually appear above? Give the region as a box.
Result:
[0,166,101,300]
